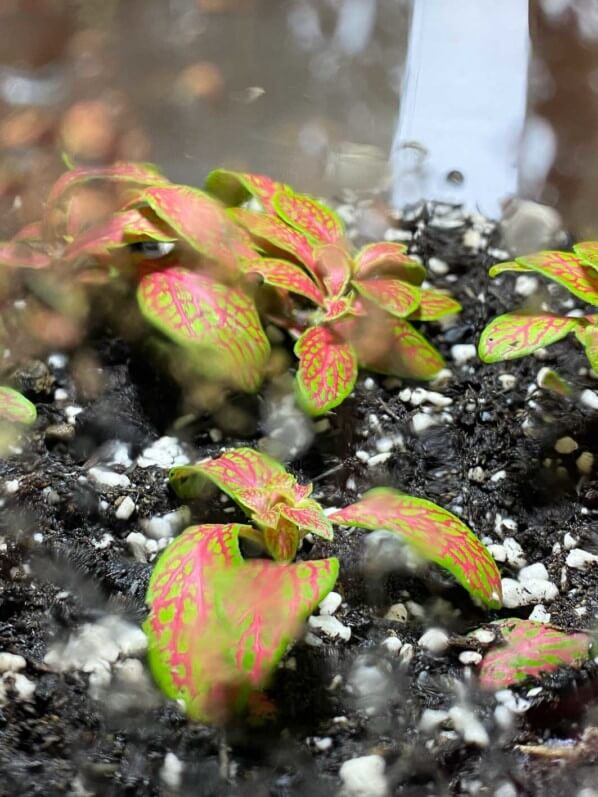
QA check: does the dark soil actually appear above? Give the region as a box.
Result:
[1,202,598,796]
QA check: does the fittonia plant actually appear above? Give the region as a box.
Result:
[0,386,37,426]
[169,448,502,608]
[205,169,461,414]
[478,244,598,372]
[475,619,591,690]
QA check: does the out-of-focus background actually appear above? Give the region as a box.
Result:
[1,0,598,237]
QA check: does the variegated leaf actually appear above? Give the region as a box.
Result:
[47,162,166,208]
[478,313,580,363]
[409,289,462,320]
[329,487,502,608]
[510,251,598,305]
[294,325,358,415]
[242,257,324,306]
[229,208,320,280]
[314,244,353,296]
[138,185,256,274]
[488,261,534,277]
[0,386,37,425]
[352,277,421,318]
[354,242,426,285]
[573,241,598,270]
[354,317,445,380]
[321,295,357,323]
[64,209,176,261]
[145,523,339,722]
[192,447,287,498]
[204,169,285,212]
[0,240,51,270]
[263,519,300,563]
[478,619,590,690]
[273,190,344,245]
[137,267,270,392]
[279,500,334,540]
[575,322,598,373]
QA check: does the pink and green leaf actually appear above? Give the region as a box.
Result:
[478,619,590,690]
[478,313,580,363]
[0,386,37,425]
[279,500,334,541]
[536,367,573,396]
[242,257,324,305]
[575,322,598,373]
[294,325,358,415]
[488,260,534,277]
[354,242,426,285]
[137,267,270,392]
[47,162,166,208]
[409,289,462,320]
[144,522,339,721]
[204,169,285,212]
[321,295,358,323]
[136,185,256,275]
[353,317,445,380]
[229,208,320,280]
[352,277,421,318]
[262,518,300,563]
[0,240,52,269]
[189,447,287,504]
[329,487,502,608]
[573,241,598,270]
[314,244,353,296]
[505,251,598,305]
[273,190,345,245]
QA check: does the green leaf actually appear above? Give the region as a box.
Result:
[273,190,345,245]
[144,523,339,722]
[242,257,324,305]
[536,367,573,396]
[354,242,426,284]
[0,386,37,425]
[575,322,598,373]
[329,487,502,608]
[510,251,598,305]
[488,260,534,278]
[478,619,590,690]
[136,185,256,275]
[294,325,358,415]
[478,313,580,363]
[573,241,598,269]
[204,169,285,212]
[352,278,421,318]
[409,289,462,320]
[137,267,270,392]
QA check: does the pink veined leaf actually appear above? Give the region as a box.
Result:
[0,386,37,425]
[294,325,358,415]
[46,162,167,208]
[352,317,445,380]
[0,239,52,269]
[144,523,339,722]
[321,295,358,323]
[409,289,462,321]
[478,313,580,363]
[478,619,590,690]
[329,487,502,608]
[229,208,321,282]
[575,322,598,373]
[137,267,270,392]
[573,241,598,270]
[314,244,353,296]
[14,222,43,241]
[496,251,598,305]
[354,242,426,285]
[262,520,300,563]
[137,185,257,275]
[63,209,176,261]
[242,257,325,306]
[279,501,334,541]
[273,190,345,245]
[352,277,422,319]
[204,169,285,212]
[189,447,288,503]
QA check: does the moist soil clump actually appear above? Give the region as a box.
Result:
[1,201,597,796]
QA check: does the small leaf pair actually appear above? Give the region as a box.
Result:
[206,169,461,415]
[144,523,338,723]
[475,618,591,690]
[170,448,333,562]
[478,246,598,373]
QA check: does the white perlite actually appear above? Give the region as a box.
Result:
[339,755,388,797]
[501,577,558,608]
[418,628,449,654]
[448,706,489,748]
[318,591,342,616]
[514,275,539,297]
[141,506,191,540]
[137,436,190,469]
[0,672,36,706]
[528,604,551,623]
[459,650,482,666]
[308,615,351,642]
[88,468,131,489]
[115,496,136,520]
[581,389,598,410]
[450,344,477,365]
[160,752,184,790]
[566,548,598,570]
[0,652,26,673]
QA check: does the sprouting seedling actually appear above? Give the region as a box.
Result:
[475,618,591,690]
[478,245,598,374]
[0,386,37,426]
[328,487,502,609]
[206,169,461,415]
[144,523,338,723]
[170,447,333,562]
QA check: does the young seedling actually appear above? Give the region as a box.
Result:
[144,523,338,723]
[475,618,591,689]
[479,245,598,374]
[170,447,333,562]
[206,169,461,414]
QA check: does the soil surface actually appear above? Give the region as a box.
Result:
[1,201,598,796]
